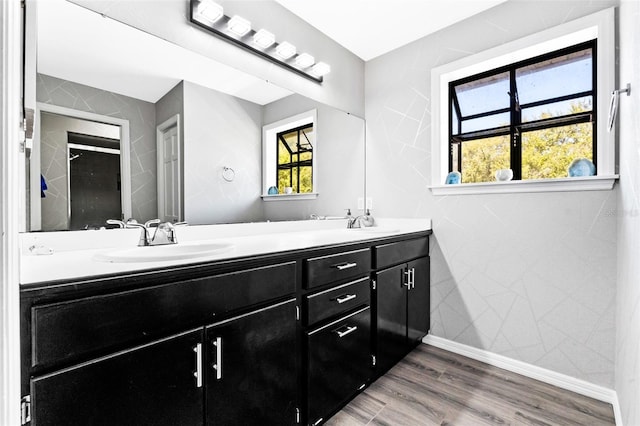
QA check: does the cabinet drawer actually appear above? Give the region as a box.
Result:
[305,248,371,289]
[307,306,371,425]
[31,261,296,370]
[305,277,370,326]
[374,237,429,270]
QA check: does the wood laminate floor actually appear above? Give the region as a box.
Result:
[327,344,615,426]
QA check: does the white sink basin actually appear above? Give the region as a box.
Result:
[93,241,234,263]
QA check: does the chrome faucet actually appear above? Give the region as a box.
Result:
[106,219,186,246]
[347,209,375,229]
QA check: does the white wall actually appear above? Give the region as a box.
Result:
[615,1,640,424]
[366,0,618,388]
[70,0,365,117]
[183,81,265,224]
[262,94,365,221]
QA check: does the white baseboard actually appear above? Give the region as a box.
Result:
[422,335,622,426]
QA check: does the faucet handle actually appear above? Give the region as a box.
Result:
[144,219,161,228]
[106,219,125,228]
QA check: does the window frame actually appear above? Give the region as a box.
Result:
[449,40,597,183]
[276,123,314,194]
[261,109,318,200]
[430,8,617,195]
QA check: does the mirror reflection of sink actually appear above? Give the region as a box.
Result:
[93,241,234,263]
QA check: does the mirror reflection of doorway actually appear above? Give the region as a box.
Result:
[68,133,122,230]
[32,106,132,231]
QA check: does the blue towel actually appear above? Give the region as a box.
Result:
[40,174,47,198]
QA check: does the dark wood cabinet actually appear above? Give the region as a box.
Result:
[30,328,204,426]
[306,306,371,426]
[206,300,297,426]
[375,255,430,375]
[20,231,431,426]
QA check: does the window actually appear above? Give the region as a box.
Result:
[430,8,616,194]
[276,123,314,193]
[262,109,318,199]
[449,41,596,183]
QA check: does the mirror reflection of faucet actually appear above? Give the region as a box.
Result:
[106,219,188,246]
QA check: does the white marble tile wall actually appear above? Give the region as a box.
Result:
[37,74,158,222]
[615,1,640,424]
[365,0,619,388]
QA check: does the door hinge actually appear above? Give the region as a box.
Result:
[296,305,300,321]
[371,279,376,290]
[21,395,31,425]
[372,354,376,366]
[295,407,300,424]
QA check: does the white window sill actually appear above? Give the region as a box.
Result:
[429,175,618,196]
[261,193,319,201]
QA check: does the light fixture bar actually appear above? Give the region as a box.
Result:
[189,0,327,83]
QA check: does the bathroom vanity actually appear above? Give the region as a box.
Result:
[19,220,431,425]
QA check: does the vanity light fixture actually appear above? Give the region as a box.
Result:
[295,53,315,68]
[189,0,328,83]
[310,62,331,77]
[275,41,296,59]
[253,29,276,49]
[194,0,224,24]
[227,15,251,37]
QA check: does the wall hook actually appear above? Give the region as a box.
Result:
[222,166,235,182]
[607,83,631,132]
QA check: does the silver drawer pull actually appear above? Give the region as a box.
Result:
[335,294,357,304]
[212,337,222,380]
[335,262,357,270]
[193,343,203,388]
[335,325,358,338]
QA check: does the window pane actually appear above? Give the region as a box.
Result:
[299,166,312,193]
[460,112,510,134]
[516,48,592,105]
[461,135,510,183]
[278,170,289,193]
[454,71,510,117]
[522,96,592,122]
[521,122,593,180]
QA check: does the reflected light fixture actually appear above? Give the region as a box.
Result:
[189,0,329,83]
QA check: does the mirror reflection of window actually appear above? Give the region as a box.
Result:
[276,123,313,194]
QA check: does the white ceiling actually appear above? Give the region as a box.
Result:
[37,0,508,105]
[37,0,293,104]
[275,0,509,61]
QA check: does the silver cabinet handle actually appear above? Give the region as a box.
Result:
[193,343,202,388]
[412,267,416,289]
[335,294,357,304]
[404,269,411,288]
[212,337,223,380]
[335,325,358,338]
[335,262,357,270]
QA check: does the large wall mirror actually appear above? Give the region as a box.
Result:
[24,0,365,231]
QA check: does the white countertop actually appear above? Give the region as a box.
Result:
[20,218,431,285]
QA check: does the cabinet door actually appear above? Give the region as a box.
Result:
[30,329,204,426]
[306,306,371,425]
[375,263,408,374]
[205,299,297,426]
[407,256,430,344]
